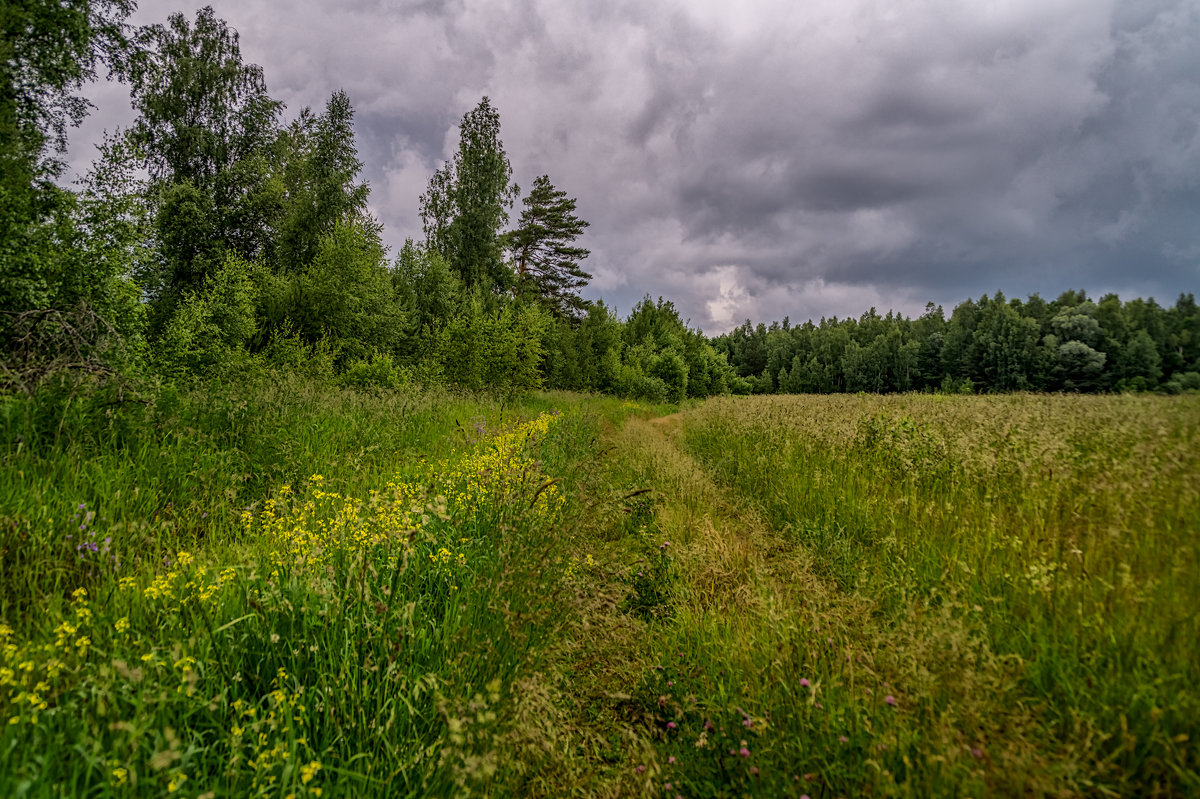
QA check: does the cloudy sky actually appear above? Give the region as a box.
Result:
[69,0,1200,333]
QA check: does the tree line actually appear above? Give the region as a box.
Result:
[1,3,732,402]
[1,2,1194,399]
[717,290,1200,395]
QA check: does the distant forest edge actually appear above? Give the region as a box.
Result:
[717,290,1200,396]
[3,4,1198,399]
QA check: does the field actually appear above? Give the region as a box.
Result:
[1,381,1197,797]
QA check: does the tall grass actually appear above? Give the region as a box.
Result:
[673,394,1199,795]
[0,376,657,796]
[8,383,1193,796]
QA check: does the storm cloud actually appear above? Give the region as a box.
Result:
[69,0,1200,331]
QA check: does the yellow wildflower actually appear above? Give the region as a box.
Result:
[300,760,321,784]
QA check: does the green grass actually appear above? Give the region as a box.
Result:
[3,384,1197,796]
[650,394,1200,797]
[0,375,669,796]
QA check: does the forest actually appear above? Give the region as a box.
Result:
[2,3,1198,797]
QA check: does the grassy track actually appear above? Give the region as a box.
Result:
[2,385,1197,796]
[630,394,1199,797]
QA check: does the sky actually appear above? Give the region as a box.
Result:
[68,0,1200,334]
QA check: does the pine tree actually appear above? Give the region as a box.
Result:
[506,175,591,318]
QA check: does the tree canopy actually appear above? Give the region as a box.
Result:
[420,97,517,292]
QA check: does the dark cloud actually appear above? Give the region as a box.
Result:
[67,0,1200,332]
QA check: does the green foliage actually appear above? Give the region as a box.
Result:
[278,219,404,364]
[124,7,283,307]
[436,295,549,391]
[973,295,1040,390]
[154,253,258,375]
[259,322,336,380]
[650,348,688,404]
[505,175,592,318]
[393,239,463,334]
[0,0,134,339]
[718,289,1188,395]
[336,352,410,390]
[269,90,370,273]
[126,8,281,187]
[419,97,518,291]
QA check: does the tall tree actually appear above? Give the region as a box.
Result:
[419,97,517,291]
[505,175,591,318]
[124,6,283,304]
[1,0,134,319]
[270,90,370,272]
[126,7,281,186]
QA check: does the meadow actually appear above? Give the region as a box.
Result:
[1,381,1197,797]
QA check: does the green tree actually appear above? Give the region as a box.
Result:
[1,0,134,319]
[124,6,283,304]
[1117,329,1162,390]
[419,97,518,291]
[393,239,463,332]
[270,90,370,273]
[505,175,591,317]
[278,219,404,364]
[127,7,281,187]
[1052,338,1107,390]
[940,298,980,381]
[973,296,1041,391]
[575,300,622,392]
[154,252,259,375]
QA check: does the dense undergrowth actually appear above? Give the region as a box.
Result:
[3,381,1198,797]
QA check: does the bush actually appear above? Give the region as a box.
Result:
[153,254,258,376]
[261,323,337,380]
[337,353,411,390]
